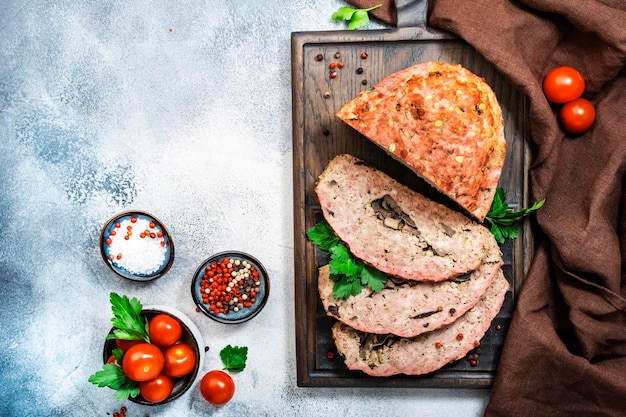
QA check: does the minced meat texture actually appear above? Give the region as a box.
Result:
[315,154,496,282]
[318,232,502,337]
[331,270,509,377]
[336,62,506,221]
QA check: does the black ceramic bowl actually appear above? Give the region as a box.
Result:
[191,251,270,324]
[100,211,174,281]
[102,306,204,405]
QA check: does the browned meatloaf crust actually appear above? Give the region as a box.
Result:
[331,270,509,377]
[336,62,506,221]
[315,154,497,282]
[317,235,502,338]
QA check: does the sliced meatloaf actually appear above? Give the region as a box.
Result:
[331,270,509,377]
[318,235,502,338]
[315,154,496,282]
[336,62,506,221]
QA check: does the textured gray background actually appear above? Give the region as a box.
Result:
[0,1,490,416]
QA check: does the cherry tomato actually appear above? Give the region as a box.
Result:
[163,343,197,378]
[115,339,141,352]
[122,343,165,382]
[106,354,119,366]
[139,373,174,403]
[149,314,183,348]
[560,97,596,134]
[543,66,585,103]
[199,370,235,406]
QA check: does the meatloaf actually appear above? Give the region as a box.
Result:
[315,154,496,282]
[331,270,509,377]
[336,62,506,221]
[317,234,502,338]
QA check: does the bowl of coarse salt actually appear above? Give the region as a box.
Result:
[100,211,174,281]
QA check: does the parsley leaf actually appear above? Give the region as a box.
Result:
[89,293,148,401]
[220,345,248,373]
[307,221,387,299]
[330,274,364,299]
[106,292,150,343]
[329,243,362,277]
[306,222,340,251]
[332,4,382,30]
[361,265,387,292]
[485,188,545,244]
[112,348,124,363]
[88,364,139,401]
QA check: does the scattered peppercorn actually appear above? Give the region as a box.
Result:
[496,324,502,330]
[334,52,341,59]
[329,71,337,79]
[323,92,331,99]
[361,79,368,85]
[111,405,127,417]
[337,61,344,69]
[435,342,442,349]
[326,351,335,359]
[322,128,330,136]
[329,62,336,70]
[315,53,323,61]
[360,52,368,59]
[356,67,363,74]
[457,333,464,341]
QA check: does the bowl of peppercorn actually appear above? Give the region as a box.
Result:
[191,251,270,324]
[99,211,175,281]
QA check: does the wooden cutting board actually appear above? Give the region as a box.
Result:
[291,26,532,388]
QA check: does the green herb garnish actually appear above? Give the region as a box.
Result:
[331,3,382,30]
[220,345,248,373]
[88,363,140,401]
[485,188,545,244]
[307,222,387,299]
[89,293,148,400]
[105,292,150,343]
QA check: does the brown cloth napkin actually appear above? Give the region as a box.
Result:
[345,0,626,415]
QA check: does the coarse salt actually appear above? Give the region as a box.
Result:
[106,217,167,275]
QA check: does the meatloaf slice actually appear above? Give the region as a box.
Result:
[315,154,496,282]
[318,235,502,338]
[331,270,509,377]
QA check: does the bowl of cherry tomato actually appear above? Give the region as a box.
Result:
[191,251,270,324]
[102,305,204,405]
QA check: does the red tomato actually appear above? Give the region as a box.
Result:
[163,343,197,378]
[122,343,165,382]
[199,370,235,406]
[560,97,596,134]
[115,339,141,352]
[149,314,183,347]
[543,66,585,103]
[139,373,174,403]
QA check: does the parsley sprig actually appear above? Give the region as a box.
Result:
[220,345,248,373]
[88,350,140,401]
[485,188,545,244]
[307,222,387,299]
[89,293,150,401]
[332,4,382,30]
[106,292,150,343]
